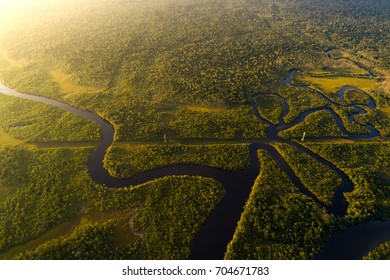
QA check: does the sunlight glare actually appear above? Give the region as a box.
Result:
[0,0,54,10]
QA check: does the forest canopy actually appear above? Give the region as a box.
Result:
[0,0,389,260]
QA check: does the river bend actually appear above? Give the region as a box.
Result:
[0,62,388,260]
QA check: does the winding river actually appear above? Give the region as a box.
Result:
[0,60,389,259]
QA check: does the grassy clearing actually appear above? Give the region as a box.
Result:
[294,72,377,93]
[334,68,368,75]
[0,49,29,68]
[50,69,100,94]
[328,56,369,75]
[379,107,390,118]
[305,67,367,76]
[0,216,79,259]
[304,51,369,76]
[0,129,24,146]
[0,209,138,259]
[184,105,228,113]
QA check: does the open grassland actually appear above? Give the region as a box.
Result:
[0,130,24,146]
[294,72,377,94]
[380,107,390,118]
[49,70,101,95]
[304,64,368,76]
[0,49,29,68]
[184,105,228,113]
[303,49,369,76]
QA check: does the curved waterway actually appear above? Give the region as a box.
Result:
[0,61,388,260]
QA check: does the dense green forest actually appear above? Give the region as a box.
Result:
[302,142,390,223]
[255,94,284,125]
[104,143,250,178]
[10,174,224,260]
[225,150,334,259]
[364,241,390,260]
[0,0,389,260]
[0,95,100,142]
[0,144,224,259]
[274,143,342,206]
[279,110,346,139]
[1,0,388,142]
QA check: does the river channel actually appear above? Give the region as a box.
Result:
[0,65,389,259]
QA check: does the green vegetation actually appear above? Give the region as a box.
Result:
[0,147,94,254]
[0,144,224,259]
[49,69,101,95]
[294,72,377,95]
[255,94,284,125]
[11,175,224,260]
[303,142,390,222]
[87,175,225,261]
[0,146,32,198]
[344,90,372,106]
[364,240,390,260]
[302,143,390,178]
[225,149,334,259]
[0,129,24,146]
[185,105,228,113]
[0,0,388,144]
[359,107,390,137]
[333,106,372,135]
[0,95,100,142]
[276,85,328,123]
[104,143,249,178]
[14,222,143,260]
[274,143,342,206]
[0,0,389,260]
[169,106,267,139]
[315,61,369,76]
[132,176,224,259]
[279,110,345,139]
